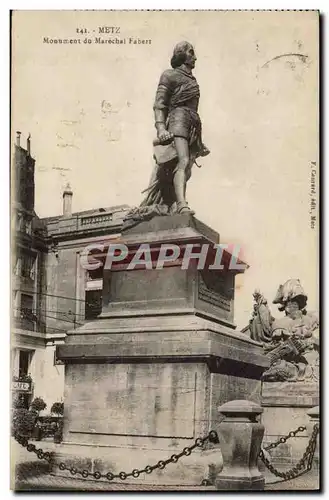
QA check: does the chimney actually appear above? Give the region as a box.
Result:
[27,134,31,156]
[63,183,73,217]
[16,131,21,147]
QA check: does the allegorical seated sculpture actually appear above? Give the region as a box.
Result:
[260,279,319,382]
[123,41,210,230]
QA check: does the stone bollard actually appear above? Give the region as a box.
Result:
[215,400,265,491]
[306,406,320,472]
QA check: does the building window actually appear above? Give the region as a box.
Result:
[21,253,36,279]
[12,350,33,410]
[16,213,32,235]
[21,293,34,315]
[85,267,103,320]
[85,289,102,320]
[13,290,20,318]
[54,350,64,366]
[19,350,33,378]
[13,256,21,276]
[20,293,35,330]
[16,213,24,232]
[25,220,32,235]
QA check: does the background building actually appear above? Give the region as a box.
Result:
[12,132,129,411]
[12,131,56,409]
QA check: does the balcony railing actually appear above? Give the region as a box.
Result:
[80,213,113,226]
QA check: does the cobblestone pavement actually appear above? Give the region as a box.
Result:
[16,475,216,492]
[12,439,215,491]
[14,474,320,492]
[11,439,319,492]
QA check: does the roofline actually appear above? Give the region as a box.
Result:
[41,204,131,222]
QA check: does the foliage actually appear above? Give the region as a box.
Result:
[12,408,37,437]
[30,397,47,414]
[12,394,27,409]
[51,402,64,416]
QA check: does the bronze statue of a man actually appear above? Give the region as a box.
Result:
[122,41,210,230]
[142,41,209,213]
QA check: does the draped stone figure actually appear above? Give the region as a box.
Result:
[249,290,274,343]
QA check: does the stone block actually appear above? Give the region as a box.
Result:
[261,381,319,476]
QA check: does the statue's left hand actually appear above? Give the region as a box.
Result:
[156,130,174,145]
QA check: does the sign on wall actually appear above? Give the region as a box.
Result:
[12,380,31,392]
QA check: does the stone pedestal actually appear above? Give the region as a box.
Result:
[215,400,265,490]
[56,215,268,486]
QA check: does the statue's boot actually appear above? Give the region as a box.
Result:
[174,169,195,215]
[177,201,195,215]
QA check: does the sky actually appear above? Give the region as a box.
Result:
[11,10,319,329]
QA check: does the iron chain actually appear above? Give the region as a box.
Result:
[259,423,319,481]
[15,434,54,464]
[264,426,306,451]
[14,429,219,482]
[15,424,319,484]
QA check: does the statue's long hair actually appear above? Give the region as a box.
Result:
[170,41,191,68]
